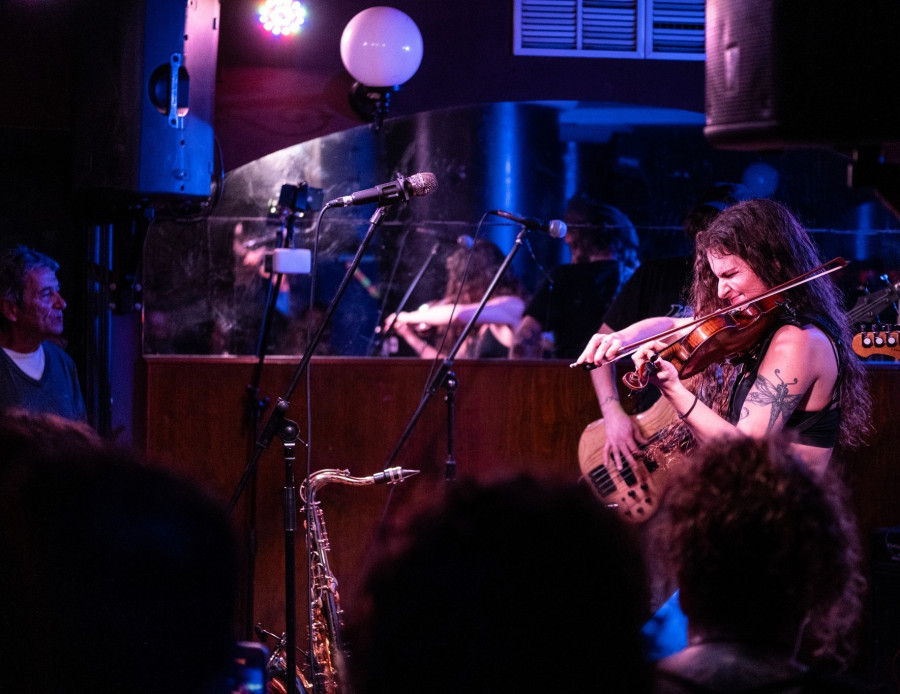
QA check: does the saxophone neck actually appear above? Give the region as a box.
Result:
[301,467,421,499]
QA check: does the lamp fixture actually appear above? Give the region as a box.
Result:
[340,7,423,130]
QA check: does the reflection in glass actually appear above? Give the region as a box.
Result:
[142,103,900,357]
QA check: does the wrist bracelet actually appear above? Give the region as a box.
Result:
[678,393,700,421]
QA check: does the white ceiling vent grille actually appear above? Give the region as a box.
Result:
[518,0,579,50]
[584,0,639,52]
[514,0,704,60]
[648,0,705,56]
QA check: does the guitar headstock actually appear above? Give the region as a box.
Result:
[852,324,900,360]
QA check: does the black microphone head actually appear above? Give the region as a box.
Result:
[489,209,565,238]
[456,234,475,248]
[407,172,438,197]
[547,219,567,239]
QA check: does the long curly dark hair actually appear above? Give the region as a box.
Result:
[655,198,871,454]
[443,238,521,304]
[660,434,865,669]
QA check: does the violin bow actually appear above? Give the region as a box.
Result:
[571,256,849,371]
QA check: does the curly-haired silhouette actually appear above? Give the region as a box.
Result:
[654,434,872,693]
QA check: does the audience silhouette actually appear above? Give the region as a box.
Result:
[347,473,652,694]
[653,434,878,693]
[0,410,240,694]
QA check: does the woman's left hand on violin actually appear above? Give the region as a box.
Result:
[632,340,680,391]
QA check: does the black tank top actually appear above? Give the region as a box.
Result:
[728,320,840,448]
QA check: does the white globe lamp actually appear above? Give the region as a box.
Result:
[340,7,424,128]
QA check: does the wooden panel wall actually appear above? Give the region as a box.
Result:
[143,356,603,639]
[143,357,900,644]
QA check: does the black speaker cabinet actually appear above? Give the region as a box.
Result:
[72,0,218,199]
[868,527,900,688]
[704,0,900,151]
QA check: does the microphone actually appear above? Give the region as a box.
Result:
[371,467,421,485]
[489,209,567,238]
[327,173,437,207]
[414,227,474,248]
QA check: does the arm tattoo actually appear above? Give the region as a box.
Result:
[745,369,803,432]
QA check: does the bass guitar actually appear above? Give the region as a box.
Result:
[847,277,900,360]
[578,397,679,523]
[852,325,900,359]
[847,279,900,324]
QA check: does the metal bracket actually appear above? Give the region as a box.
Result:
[167,53,186,129]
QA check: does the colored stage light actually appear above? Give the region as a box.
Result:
[258,0,307,36]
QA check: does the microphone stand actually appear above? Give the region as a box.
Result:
[242,210,295,637]
[370,240,441,356]
[227,202,392,694]
[383,227,529,478]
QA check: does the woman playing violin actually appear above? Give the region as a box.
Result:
[386,239,525,360]
[576,198,871,477]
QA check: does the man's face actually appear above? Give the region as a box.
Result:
[14,267,66,341]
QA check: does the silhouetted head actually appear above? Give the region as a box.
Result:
[683,182,752,241]
[348,474,651,694]
[0,411,240,694]
[563,193,638,265]
[661,434,864,667]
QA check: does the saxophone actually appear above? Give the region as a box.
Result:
[265,466,419,694]
[259,626,312,694]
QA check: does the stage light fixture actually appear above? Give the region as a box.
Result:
[259,0,307,36]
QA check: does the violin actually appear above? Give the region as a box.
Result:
[572,257,849,391]
[621,293,787,391]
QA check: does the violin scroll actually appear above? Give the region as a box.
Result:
[621,351,659,390]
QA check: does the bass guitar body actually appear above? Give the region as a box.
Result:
[578,398,679,523]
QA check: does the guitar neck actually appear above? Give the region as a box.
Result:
[848,281,900,324]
